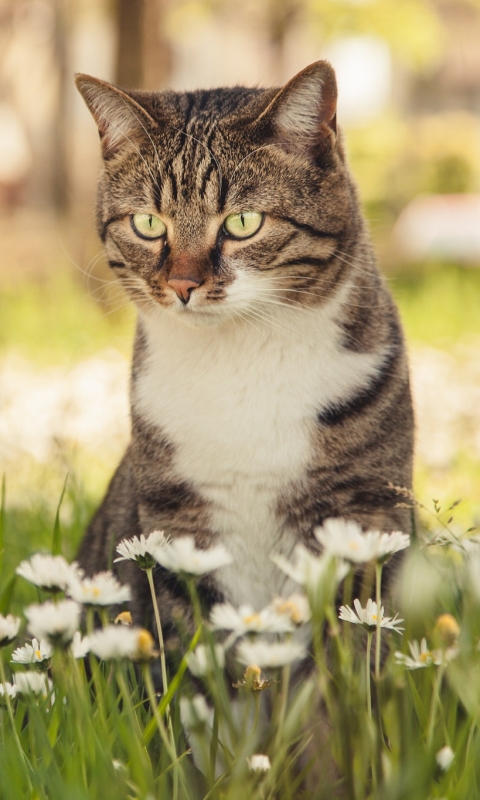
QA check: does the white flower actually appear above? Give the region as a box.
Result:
[436,745,455,771]
[247,754,271,772]
[210,602,296,636]
[153,536,233,576]
[338,599,404,633]
[272,593,311,626]
[186,644,225,676]
[0,614,21,647]
[14,671,54,699]
[11,638,53,665]
[0,681,18,700]
[16,554,82,593]
[394,638,456,670]
[272,545,349,602]
[179,694,212,729]
[314,519,410,564]
[25,600,81,647]
[236,638,307,669]
[87,625,149,661]
[68,571,131,606]
[115,530,169,569]
[70,631,91,659]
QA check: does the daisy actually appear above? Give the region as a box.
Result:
[68,571,131,606]
[315,519,410,564]
[395,638,448,670]
[247,754,271,772]
[14,671,54,699]
[179,694,212,729]
[272,545,349,595]
[233,664,274,692]
[115,530,169,570]
[87,625,153,661]
[71,631,91,660]
[236,638,307,669]
[0,681,18,701]
[11,638,53,666]
[25,600,80,647]
[0,614,21,647]
[338,599,404,633]
[186,644,225,676]
[436,745,455,771]
[16,554,82,593]
[153,536,233,576]
[272,593,311,626]
[209,602,296,636]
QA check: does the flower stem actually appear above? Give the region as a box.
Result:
[375,562,383,680]
[145,567,178,797]
[142,663,181,800]
[366,631,373,719]
[427,663,446,748]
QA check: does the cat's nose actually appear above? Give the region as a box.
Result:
[167,278,201,304]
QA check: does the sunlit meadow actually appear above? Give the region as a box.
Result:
[1,259,479,798]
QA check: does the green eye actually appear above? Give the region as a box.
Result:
[131,213,166,240]
[224,211,263,239]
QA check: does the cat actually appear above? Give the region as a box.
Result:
[75,59,413,660]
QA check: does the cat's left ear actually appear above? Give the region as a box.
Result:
[75,74,158,159]
[258,61,337,159]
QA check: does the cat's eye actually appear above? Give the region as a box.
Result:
[131,213,166,240]
[223,211,263,239]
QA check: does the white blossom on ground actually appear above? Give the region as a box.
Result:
[338,599,404,633]
[186,644,225,676]
[0,614,21,647]
[314,519,410,564]
[209,602,296,636]
[272,593,311,626]
[247,754,271,772]
[11,638,53,665]
[153,536,233,576]
[395,638,457,670]
[70,631,91,659]
[16,554,82,593]
[115,530,169,570]
[236,638,307,669]
[179,694,212,729]
[436,745,455,771]
[87,625,153,661]
[0,681,18,700]
[25,600,81,647]
[272,545,349,597]
[14,671,54,699]
[67,571,131,606]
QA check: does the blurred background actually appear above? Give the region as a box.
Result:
[1,0,479,569]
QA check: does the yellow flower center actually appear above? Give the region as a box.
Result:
[136,629,154,658]
[420,651,433,663]
[35,650,42,660]
[243,613,262,626]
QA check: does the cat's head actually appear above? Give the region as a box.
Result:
[76,61,359,328]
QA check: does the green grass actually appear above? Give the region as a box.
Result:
[389,263,480,346]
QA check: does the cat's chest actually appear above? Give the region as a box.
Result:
[132,300,383,607]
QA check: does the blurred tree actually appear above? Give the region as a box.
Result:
[114,0,172,90]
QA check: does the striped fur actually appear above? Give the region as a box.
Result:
[76,62,413,655]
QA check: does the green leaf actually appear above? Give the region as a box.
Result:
[52,474,68,556]
[0,573,17,615]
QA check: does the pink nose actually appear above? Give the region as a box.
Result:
[167,278,201,304]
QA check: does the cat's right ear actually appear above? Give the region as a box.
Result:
[75,74,157,159]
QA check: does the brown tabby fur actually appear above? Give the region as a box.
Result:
[75,62,413,673]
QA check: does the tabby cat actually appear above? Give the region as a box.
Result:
[75,61,413,661]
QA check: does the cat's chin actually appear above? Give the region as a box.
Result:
[154,304,232,329]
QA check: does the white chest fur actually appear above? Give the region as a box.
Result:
[133,285,385,609]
